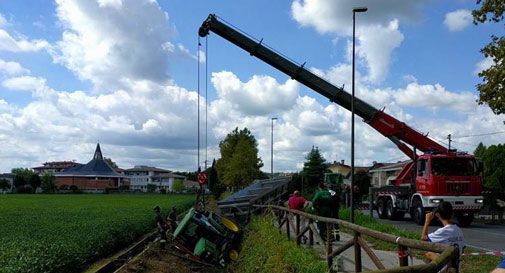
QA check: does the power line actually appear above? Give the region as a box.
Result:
[452,130,505,139]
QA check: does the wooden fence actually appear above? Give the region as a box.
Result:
[254,204,459,273]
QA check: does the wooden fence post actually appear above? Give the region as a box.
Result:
[326,222,333,269]
[295,214,301,245]
[398,245,408,267]
[308,219,314,246]
[354,231,362,272]
[286,213,290,240]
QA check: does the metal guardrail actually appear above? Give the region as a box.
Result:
[254,204,459,273]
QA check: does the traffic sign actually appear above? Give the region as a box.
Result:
[197,171,207,185]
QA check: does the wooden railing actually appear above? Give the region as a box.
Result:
[254,205,459,273]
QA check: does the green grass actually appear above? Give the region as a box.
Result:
[230,215,327,273]
[0,194,194,273]
[338,208,500,273]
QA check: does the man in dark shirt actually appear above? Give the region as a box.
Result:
[154,206,168,250]
[167,206,178,232]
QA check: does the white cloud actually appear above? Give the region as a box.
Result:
[291,0,424,35]
[291,0,414,83]
[211,71,299,116]
[474,57,494,75]
[0,14,6,27]
[444,9,473,31]
[0,59,30,76]
[357,20,404,82]
[0,29,49,52]
[51,0,194,89]
[394,82,476,112]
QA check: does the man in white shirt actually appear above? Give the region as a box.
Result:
[421,201,465,264]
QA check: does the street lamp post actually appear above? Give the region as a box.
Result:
[271,117,278,179]
[351,6,367,224]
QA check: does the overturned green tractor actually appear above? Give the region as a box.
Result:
[172,208,242,267]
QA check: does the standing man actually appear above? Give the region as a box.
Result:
[288,190,307,211]
[154,206,168,250]
[167,206,178,232]
[421,202,465,268]
[312,182,332,241]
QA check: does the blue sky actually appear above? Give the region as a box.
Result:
[0,0,503,173]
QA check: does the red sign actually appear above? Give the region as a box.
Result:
[197,171,207,185]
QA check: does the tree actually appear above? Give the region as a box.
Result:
[473,0,505,114]
[0,178,10,193]
[354,170,371,201]
[104,157,118,168]
[146,183,157,193]
[29,174,41,193]
[216,128,264,189]
[474,142,487,158]
[12,168,36,192]
[302,146,328,192]
[172,179,186,193]
[481,144,505,219]
[41,173,56,193]
[207,159,226,199]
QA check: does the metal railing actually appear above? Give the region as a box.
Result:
[254,204,459,273]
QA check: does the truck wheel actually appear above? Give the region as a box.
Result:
[456,213,474,227]
[386,199,396,220]
[412,199,425,226]
[386,199,404,220]
[377,199,387,219]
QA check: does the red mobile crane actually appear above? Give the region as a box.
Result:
[199,14,484,227]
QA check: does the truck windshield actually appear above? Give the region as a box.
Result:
[431,158,477,176]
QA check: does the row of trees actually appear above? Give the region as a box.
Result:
[474,142,505,212]
[10,168,56,193]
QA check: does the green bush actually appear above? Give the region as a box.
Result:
[231,215,326,273]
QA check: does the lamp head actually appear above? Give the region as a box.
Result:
[353,7,368,13]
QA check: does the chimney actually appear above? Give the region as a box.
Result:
[341,159,345,165]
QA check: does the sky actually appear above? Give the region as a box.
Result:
[0,0,504,173]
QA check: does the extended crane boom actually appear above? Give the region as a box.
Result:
[200,14,484,227]
[198,14,447,159]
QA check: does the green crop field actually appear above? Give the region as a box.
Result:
[0,194,194,273]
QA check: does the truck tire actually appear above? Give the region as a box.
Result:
[386,199,405,220]
[386,199,395,220]
[456,213,474,227]
[377,198,387,219]
[412,198,425,226]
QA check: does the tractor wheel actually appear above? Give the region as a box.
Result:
[377,198,387,219]
[412,199,425,226]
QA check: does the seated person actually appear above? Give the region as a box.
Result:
[421,202,464,267]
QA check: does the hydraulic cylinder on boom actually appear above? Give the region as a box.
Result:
[199,14,484,227]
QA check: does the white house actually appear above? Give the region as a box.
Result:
[369,161,409,187]
[124,166,186,192]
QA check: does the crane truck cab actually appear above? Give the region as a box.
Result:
[373,153,483,227]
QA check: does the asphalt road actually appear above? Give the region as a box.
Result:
[364,210,505,252]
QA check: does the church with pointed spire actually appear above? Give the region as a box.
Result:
[55,143,127,192]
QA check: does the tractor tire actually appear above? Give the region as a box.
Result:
[377,198,387,219]
[456,213,474,227]
[412,198,425,226]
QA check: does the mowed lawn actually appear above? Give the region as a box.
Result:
[0,194,194,273]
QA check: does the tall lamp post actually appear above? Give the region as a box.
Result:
[271,117,278,179]
[351,6,367,223]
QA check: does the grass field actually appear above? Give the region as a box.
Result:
[230,215,327,273]
[0,194,194,273]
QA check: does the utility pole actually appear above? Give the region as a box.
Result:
[351,6,368,224]
[447,134,452,150]
[271,117,278,179]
